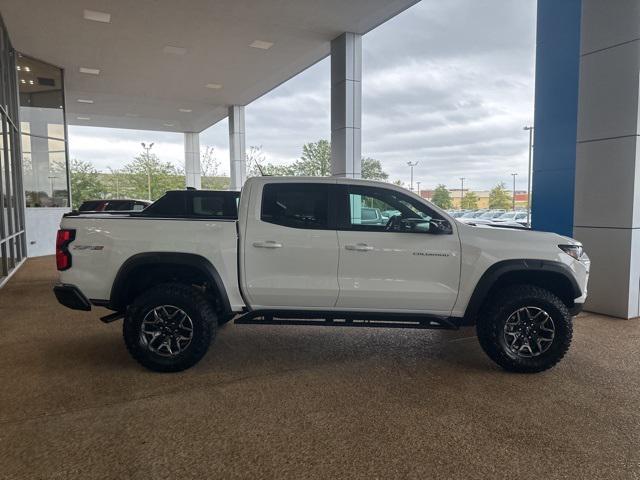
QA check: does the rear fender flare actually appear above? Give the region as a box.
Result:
[109,252,231,315]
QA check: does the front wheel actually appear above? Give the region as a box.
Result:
[476,285,572,373]
[123,283,217,372]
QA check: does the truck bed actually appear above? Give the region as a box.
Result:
[59,214,244,309]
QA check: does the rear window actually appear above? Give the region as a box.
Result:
[261,183,329,229]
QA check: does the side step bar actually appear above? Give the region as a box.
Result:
[234,310,459,330]
[100,311,125,323]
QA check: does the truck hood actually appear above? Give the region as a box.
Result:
[457,221,582,247]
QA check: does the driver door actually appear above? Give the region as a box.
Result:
[335,183,461,314]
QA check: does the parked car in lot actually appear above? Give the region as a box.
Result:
[493,211,529,226]
[381,209,401,220]
[54,178,589,374]
[458,209,486,221]
[360,207,385,225]
[459,209,505,225]
[78,199,151,212]
[448,210,468,218]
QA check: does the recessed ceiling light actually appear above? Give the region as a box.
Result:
[164,123,174,127]
[79,67,100,75]
[20,79,25,84]
[249,40,274,50]
[24,66,31,72]
[163,45,187,55]
[77,99,94,104]
[77,116,91,120]
[84,9,111,23]
[205,83,222,90]
[28,80,34,85]
[178,108,192,113]
[16,65,20,71]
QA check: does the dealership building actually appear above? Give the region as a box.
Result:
[0,0,638,319]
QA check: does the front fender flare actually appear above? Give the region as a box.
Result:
[462,259,581,324]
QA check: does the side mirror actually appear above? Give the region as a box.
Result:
[430,219,452,234]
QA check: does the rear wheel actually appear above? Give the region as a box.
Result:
[476,285,572,373]
[123,283,217,372]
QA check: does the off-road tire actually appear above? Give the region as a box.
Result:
[476,285,572,373]
[123,283,217,372]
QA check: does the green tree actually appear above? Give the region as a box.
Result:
[361,157,389,181]
[200,145,229,190]
[247,145,296,177]
[461,191,479,210]
[121,149,184,201]
[69,158,106,209]
[489,182,512,209]
[431,184,453,209]
[292,139,331,176]
[247,140,390,180]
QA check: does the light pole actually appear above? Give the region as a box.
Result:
[416,181,421,196]
[459,177,465,210]
[523,126,534,225]
[141,142,154,201]
[511,173,518,211]
[113,170,120,199]
[407,161,418,192]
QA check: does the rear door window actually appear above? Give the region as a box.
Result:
[261,183,329,229]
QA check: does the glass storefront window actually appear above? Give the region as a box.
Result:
[18,54,69,208]
[0,15,27,282]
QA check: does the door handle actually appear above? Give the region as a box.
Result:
[345,243,373,252]
[253,241,283,248]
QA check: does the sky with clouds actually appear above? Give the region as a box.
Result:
[68,0,537,191]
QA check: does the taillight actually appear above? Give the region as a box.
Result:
[56,229,75,271]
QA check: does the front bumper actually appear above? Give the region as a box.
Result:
[53,284,91,311]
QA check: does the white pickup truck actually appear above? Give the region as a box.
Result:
[54,177,590,373]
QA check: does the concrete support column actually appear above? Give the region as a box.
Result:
[573,0,640,318]
[330,32,362,178]
[184,132,201,189]
[228,105,246,191]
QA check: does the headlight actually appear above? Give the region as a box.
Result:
[559,244,583,260]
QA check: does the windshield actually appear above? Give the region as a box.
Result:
[479,211,496,219]
[497,212,516,220]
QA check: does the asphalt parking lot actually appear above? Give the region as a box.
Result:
[1,256,639,479]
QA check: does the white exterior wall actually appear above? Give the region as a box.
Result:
[574,0,640,318]
[25,207,70,257]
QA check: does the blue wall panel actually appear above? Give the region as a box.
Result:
[531,0,582,237]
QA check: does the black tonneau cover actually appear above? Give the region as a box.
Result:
[64,190,240,220]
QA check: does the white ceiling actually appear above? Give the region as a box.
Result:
[0,0,418,133]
